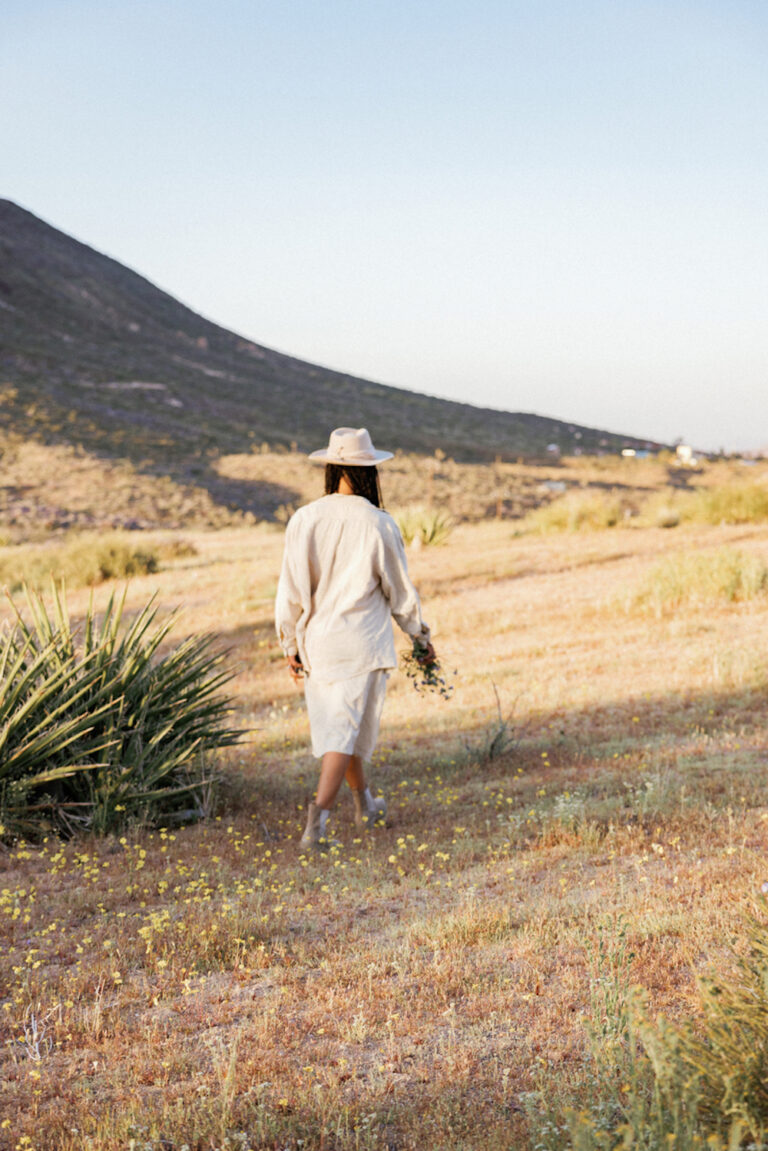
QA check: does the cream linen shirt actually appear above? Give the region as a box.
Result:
[275,493,431,680]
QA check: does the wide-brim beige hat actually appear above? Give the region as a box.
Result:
[308,427,393,466]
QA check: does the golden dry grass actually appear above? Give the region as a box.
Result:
[2,511,768,1148]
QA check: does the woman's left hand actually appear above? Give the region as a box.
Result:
[287,654,304,683]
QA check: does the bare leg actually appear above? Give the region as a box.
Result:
[315,752,352,810]
[345,755,366,791]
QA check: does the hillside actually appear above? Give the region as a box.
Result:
[0,200,659,497]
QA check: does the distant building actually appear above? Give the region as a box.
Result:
[676,444,697,466]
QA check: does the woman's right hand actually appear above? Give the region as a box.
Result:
[287,654,304,684]
[415,641,437,665]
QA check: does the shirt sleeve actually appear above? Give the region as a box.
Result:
[377,518,431,643]
[274,520,302,656]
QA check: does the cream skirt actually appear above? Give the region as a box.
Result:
[304,669,389,760]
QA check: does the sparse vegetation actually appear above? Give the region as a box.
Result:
[636,481,768,531]
[528,916,768,1150]
[524,490,624,532]
[463,682,517,762]
[630,548,768,616]
[0,531,159,591]
[153,536,199,562]
[3,506,768,1148]
[3,422,768,538]
[680,481,768,525]
[522,473,768,536]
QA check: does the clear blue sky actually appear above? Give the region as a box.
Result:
[4,1,768,451]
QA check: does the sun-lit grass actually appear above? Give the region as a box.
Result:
[629,547,768,616]
[0,531,159,591]
[636,480,768,531]
[2,514,768,1147]
[679,480,768,525]
[523,490,624,532]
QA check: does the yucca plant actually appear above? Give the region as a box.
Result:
[0,584,241,838]
[0,635,116,834]
[394,506,453,547]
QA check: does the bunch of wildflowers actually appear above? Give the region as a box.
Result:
[400,638,454,700]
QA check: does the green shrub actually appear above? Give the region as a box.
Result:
[559,916,768,1150]
[154,536,199,562]
[682,482,768,525]
[657,915,768,1142]
[0,532,158,591]
[524,492,623,533]
[636,482,768,531]
[528,481,768,535]
[0,584,241,838]
[632,548,768,616]
[394,505,453,546]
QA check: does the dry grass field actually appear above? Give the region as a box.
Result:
[2,486,768,1148]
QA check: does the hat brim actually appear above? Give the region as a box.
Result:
[308,449,394,465]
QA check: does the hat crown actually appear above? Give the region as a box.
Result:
[328,427,374,461]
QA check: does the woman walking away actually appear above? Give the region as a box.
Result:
[275,427,436,848]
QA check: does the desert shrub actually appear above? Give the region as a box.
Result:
[274,502,297,525]
[394,505,453,546]
[635,482,768,530]
[61,534,158,583]
[462,682,516,763]
[524,917,768,1151]
[631,548,768,616]
[635,491,682,529]
[524,491,623,533]
[557,916,768,1149]
[654,915,768,1143]
[154,536,199,562]
[0,532,158,591]
[682,482,768,525]
[0,584,240,838]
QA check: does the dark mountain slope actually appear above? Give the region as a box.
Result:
[0,200,657,484]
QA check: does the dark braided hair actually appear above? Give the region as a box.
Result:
[325,464,383,508]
